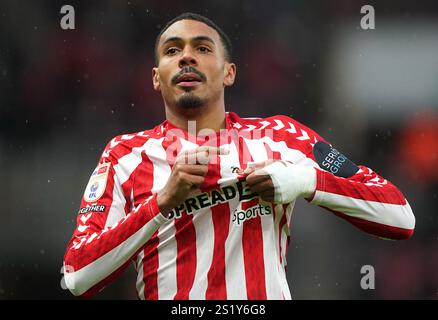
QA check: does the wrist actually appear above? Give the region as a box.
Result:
[156,191,173,217]
[296,164,317,198]
[262,161,316,203]
[141,193,171,223]
[280,161,316,198]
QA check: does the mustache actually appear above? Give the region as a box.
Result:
[171,66,207,85]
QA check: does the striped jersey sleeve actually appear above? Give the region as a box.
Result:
[275,115,415,240]
[63,138,168,297]
[309,165,415,240]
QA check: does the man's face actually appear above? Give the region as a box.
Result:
[153,19,235,110]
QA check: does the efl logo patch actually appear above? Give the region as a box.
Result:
[84,162,111,202]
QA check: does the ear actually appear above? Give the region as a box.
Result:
[223,62,236,87]
[152,67,161,91]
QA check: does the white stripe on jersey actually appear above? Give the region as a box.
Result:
[273,203,284,265]
[285,201,294,228]
[148,138,169,194]
[217,135,241,186]
[189,208,215,299]
[312,191,415,229]
[278,204,293,300]
[225,199,248,299]
[242,137,268,163]
[114,146,142,183]
[156,221,177,299]
[219,139,242,182]
[135,249,145,300]
[223,139,248,300]
[105,174,127,228]
[145,138,177,299]
[280,202,293,275]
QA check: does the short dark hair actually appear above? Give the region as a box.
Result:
[154,12,233,64]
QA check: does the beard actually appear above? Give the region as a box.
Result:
[175,91,207,109]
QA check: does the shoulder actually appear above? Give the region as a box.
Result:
[99,123,165,164]
[229,112,324,142]
[229,111,308,129]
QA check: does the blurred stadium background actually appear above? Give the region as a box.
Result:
[0,0,437,299]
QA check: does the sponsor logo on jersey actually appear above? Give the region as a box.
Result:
[232,202,272,226]
[84,162,111,202]
[166,180,258,220]
[231,166,241,173]
[78,204,106,214]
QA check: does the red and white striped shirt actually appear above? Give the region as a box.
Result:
[63,112,415,299]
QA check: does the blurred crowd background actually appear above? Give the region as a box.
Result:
[1,0,437,299]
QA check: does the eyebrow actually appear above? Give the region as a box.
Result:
[160,36,216,48]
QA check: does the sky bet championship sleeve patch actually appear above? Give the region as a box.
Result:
[83,162,111,202]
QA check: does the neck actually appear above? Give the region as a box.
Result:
[165,100,226,134]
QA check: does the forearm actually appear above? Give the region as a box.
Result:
[63,194,168,297]
[308,166,415,239]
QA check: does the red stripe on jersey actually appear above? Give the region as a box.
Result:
[161,136,198,299]
[199,134,223,193]
[206,150,230,299]
[241,198,259,210]
[174,212,197,299]
[200,161,221,193]
[143,231,159,300]
[316,168,407,205]
[238,133,251,170]
[206,202,230,299]
[242,216,267,299]
[121,177,133,214]
[133,152,155,205]
[324,206,414,240]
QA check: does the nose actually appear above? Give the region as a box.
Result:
[178,47,197,68]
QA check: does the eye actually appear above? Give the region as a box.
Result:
[197,46,211,53]
[165,47,179,55]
